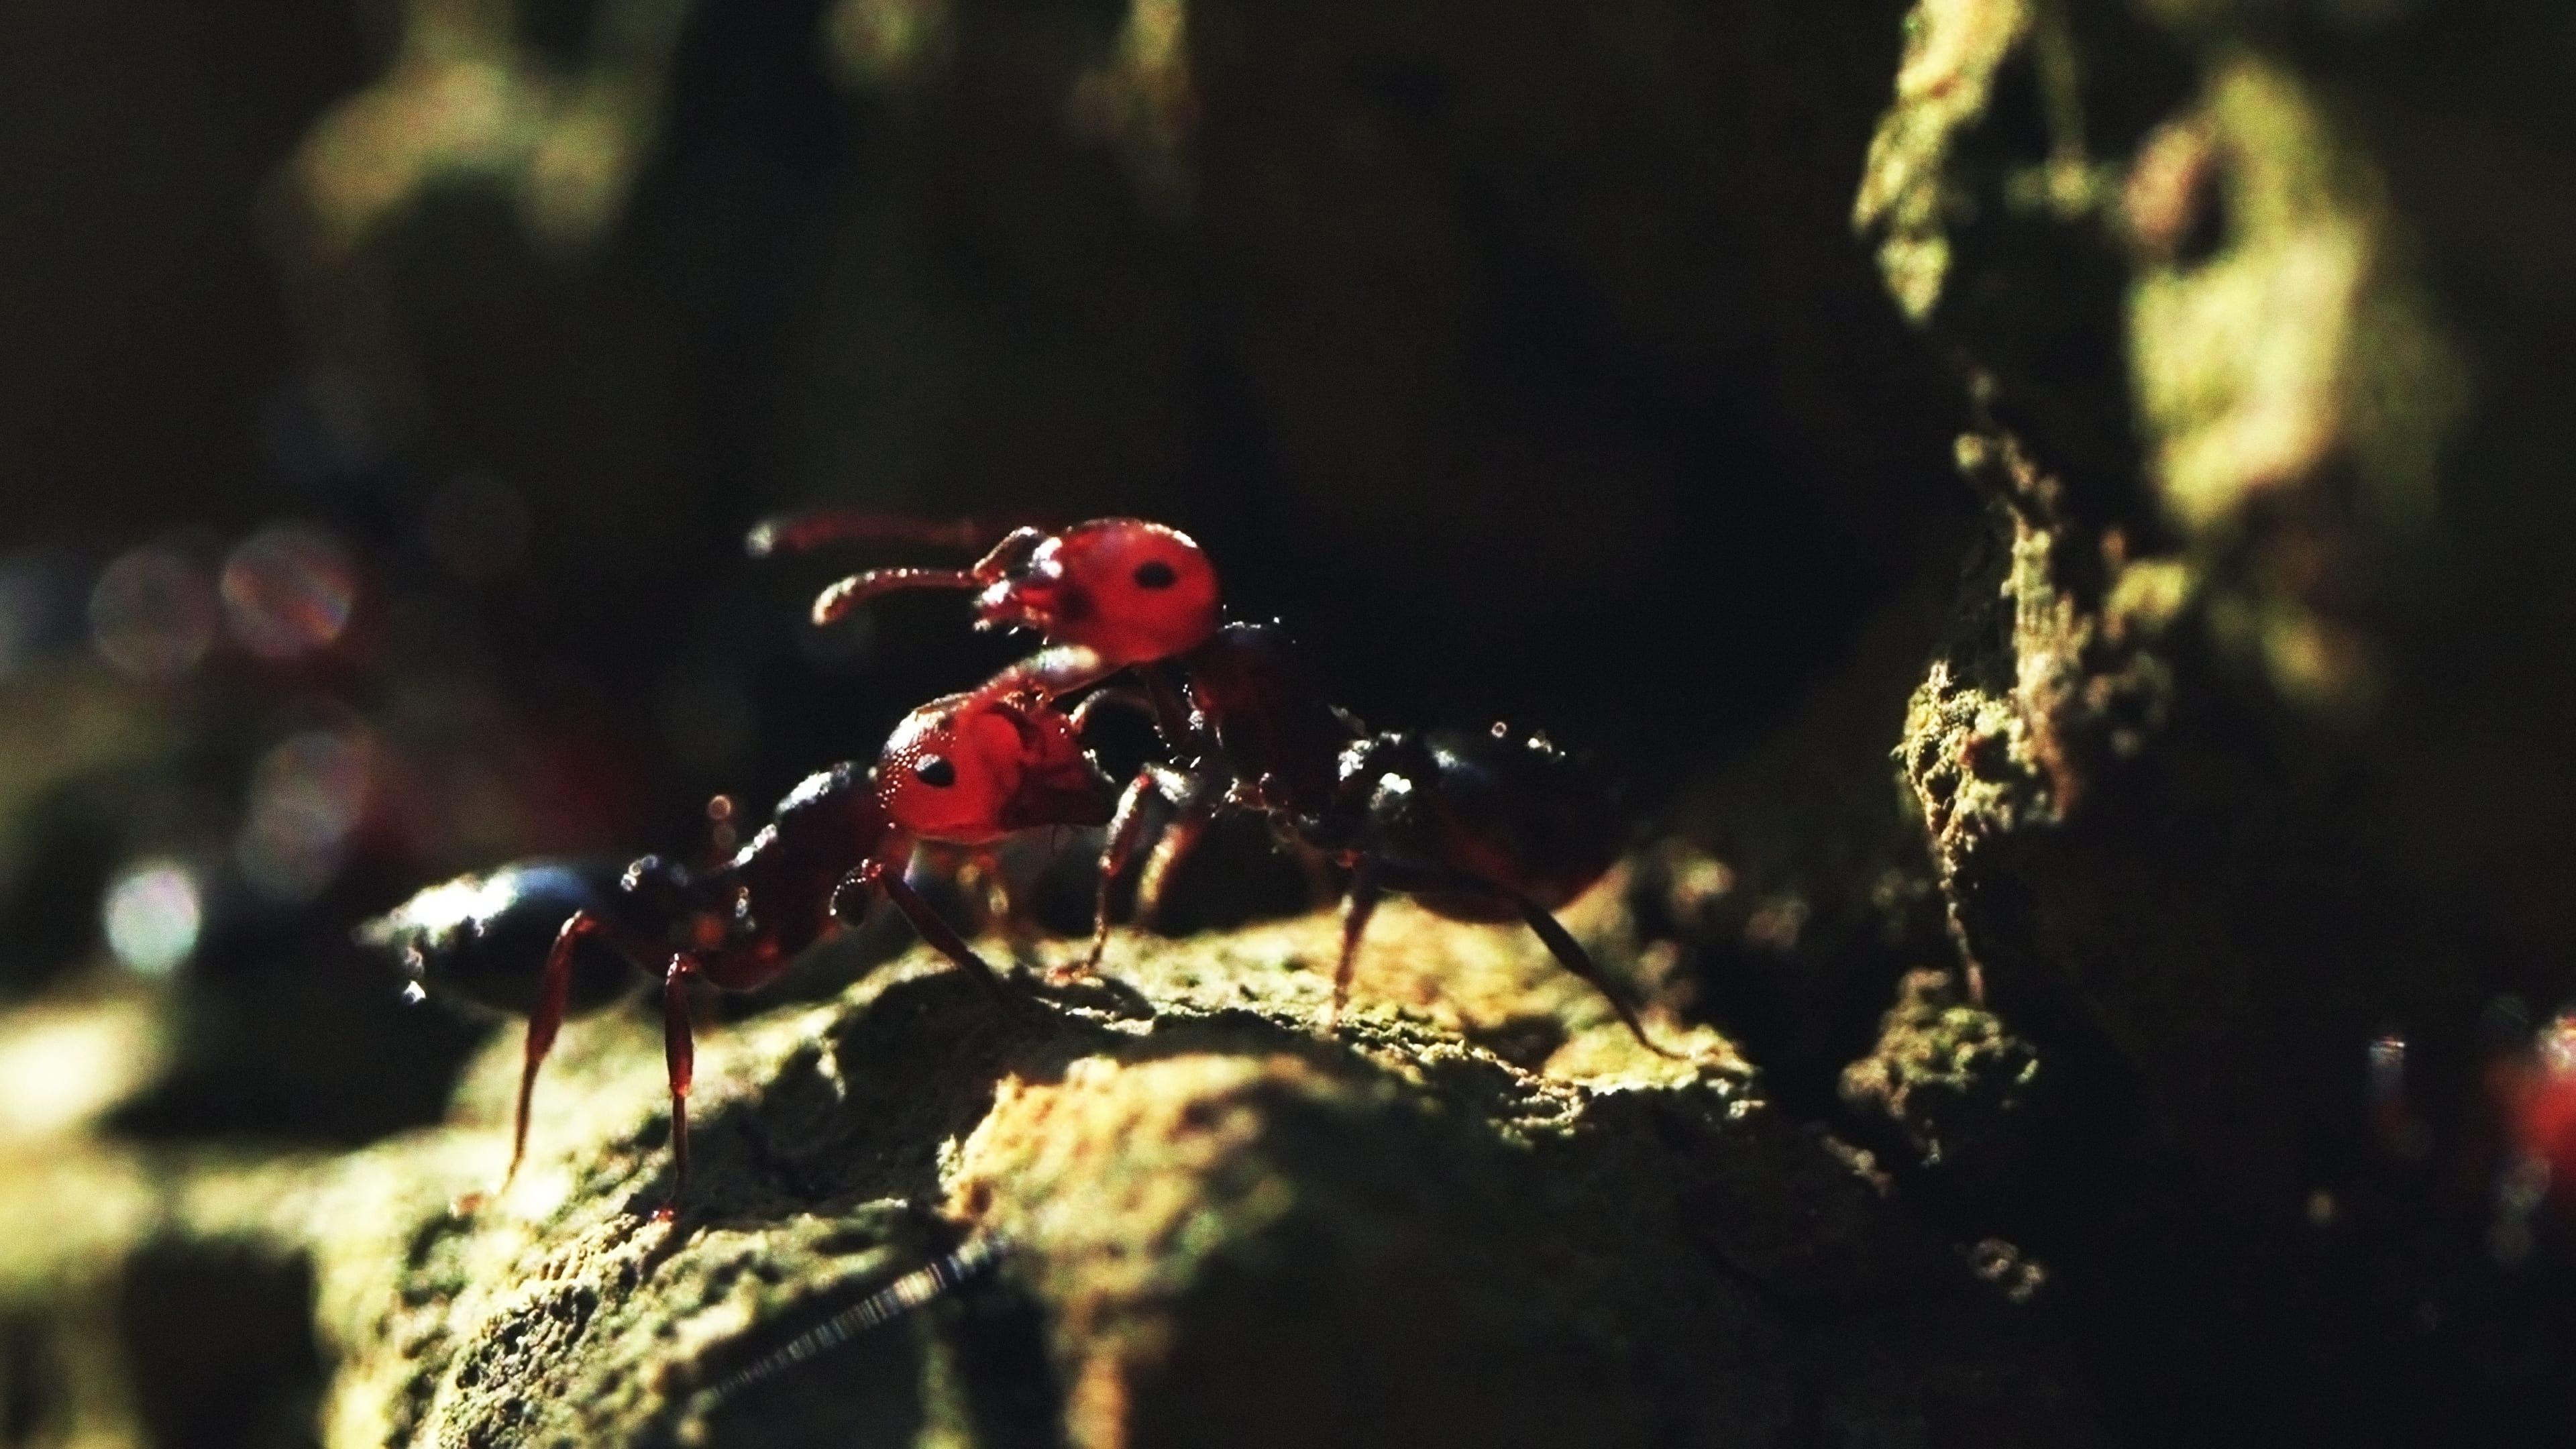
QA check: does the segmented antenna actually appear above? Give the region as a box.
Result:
[702,1234,1013,1404]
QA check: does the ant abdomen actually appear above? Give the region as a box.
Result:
[1404,727,1625,916]
[358,859,646,1019]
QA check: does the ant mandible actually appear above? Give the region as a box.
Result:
[363,689,1112,1217]
[753,513,1682,1058]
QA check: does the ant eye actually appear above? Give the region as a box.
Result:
[1132,559,1177,590]
[914,757,957,788]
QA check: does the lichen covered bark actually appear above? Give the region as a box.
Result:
[1850,0,2576,1436]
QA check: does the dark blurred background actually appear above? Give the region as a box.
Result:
[0,0,1963,1140]
[25,7,2576,1446]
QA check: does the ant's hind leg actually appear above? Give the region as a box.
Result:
[508,911,595,1189]
[1503,892,1683,1061]
[506,910,665,1193]
[1399,866,1684,1062]
[1328,857,1386,1032]
[655,955,701,1221]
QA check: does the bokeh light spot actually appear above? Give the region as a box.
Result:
[90,545,219,680]
[221,522,360,660]
[237,730,374,902]
[102,859,205,976]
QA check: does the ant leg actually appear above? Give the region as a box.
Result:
[1134,784,1217,928]
[1497,888,1682,1061]
[509,910,602,1189]
[843,860,1011,1001]
[975,644,1114,701]
[1085,769,1165,975]
[1066,687,1157,737]
[1135,664,1197,753]
[656,955,701,1221]
[1384,864,1684,1061]
[1328,857,1386,1032]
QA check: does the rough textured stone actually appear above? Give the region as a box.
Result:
[294,909,2099,1448]
[1851,0,2576,1437]
[0,908,2110,1449]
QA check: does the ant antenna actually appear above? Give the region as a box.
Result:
[743,511,1000,559]
[701,1233,1013,1405]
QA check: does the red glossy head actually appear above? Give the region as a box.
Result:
[875,692,1115,843]
[973,519,1220,665]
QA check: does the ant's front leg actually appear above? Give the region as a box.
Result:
[1083,763,1203,974]
[974,643,1116,702]
[1065,684,1159,739]
[1083,771,1159,976]
[833,859,1011,1000]
[656,954,701,1221]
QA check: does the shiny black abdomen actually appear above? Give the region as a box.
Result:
[1401,727,1621,916]
[359,859,645,1018]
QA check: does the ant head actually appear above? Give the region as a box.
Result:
[975,520,1220,665]
[877,692,1114,843]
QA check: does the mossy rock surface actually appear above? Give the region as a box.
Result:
[260,906,2091,1449]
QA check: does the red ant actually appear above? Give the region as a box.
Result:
[756,513,1681,1057]
[363,689,1112,1216]
[761,511,1222,699]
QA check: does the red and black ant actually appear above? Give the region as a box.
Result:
[1097,619,1679,1057]
[756,513,1681,1057]
[363,688,1113,1215]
